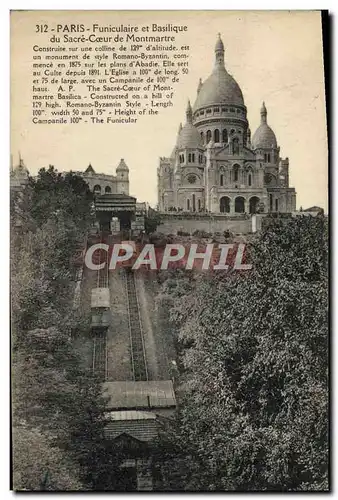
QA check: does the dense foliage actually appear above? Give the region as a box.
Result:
[11,167,112,490]
[144,209,162,234]
[157,216,329,491]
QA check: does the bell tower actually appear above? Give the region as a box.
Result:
[116,158,129,195]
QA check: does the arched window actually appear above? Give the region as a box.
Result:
[275,198,279,212]
[222,129,228,143]
[198,199,201,211]
[192,153,195,163]
[188,153,192,163]
[269,194,273,212]
[187,198,190,211]
[220,174,224,186]
[93,184,101,194]
[220,196,231,213]
[200,131,204,143]
[105,186,112,193]
[248,173,252,186]
[233,164,240,182]
[249,196,260,214]
[206,130,212,143]
[192,194,196,212]
[233,138,239,155]
[214,129,220,142]
[235,196,245,213]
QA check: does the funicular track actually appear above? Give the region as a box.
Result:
[92,233,109,380]
[92,329,107,380]
[123,269,149,381]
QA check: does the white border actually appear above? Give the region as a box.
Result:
[3,3,335,498]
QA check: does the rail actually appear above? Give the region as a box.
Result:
[96,238,109,288]
[123,269,148,381]
[92,333,108,380]
[91,232,109,380]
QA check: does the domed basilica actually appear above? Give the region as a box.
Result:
[157,35,296,215]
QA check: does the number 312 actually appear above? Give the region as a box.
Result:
[36,24,48,33]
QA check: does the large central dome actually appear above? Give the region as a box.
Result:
[193,35,245,111]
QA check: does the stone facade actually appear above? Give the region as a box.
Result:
[81,159,129,196]
[156,213,252,235]
[157,35,297,215]
[10,157,130,197]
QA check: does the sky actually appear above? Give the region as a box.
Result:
[11,10,328,211]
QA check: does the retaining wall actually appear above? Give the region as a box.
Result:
[157,214,253,235]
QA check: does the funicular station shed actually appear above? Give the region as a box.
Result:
[94,193,137,232]
[101,381,176,491]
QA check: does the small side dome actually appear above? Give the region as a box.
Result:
[116,158,129,171]
[170,123,183,158]
[177,101,203,149]
[252,102,277,149]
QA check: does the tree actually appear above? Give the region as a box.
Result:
[27,166,94,230]
[158,216,328,491]
[11,166,114,490]
[13,426,82,491]
[144,209,162,234]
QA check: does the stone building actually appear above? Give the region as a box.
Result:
[157,34,296,215]
[10,156,30,192]
[10,156,145,232]
[10,157,130,197]
[82,158,130,196]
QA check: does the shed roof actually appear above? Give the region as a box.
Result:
[102,380,176,410]
[104,410,158,442]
